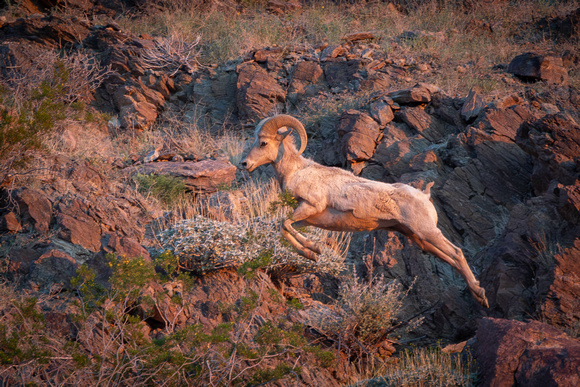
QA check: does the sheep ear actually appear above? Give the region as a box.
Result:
[275,126,293,141]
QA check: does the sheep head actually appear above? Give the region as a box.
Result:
[241,115,307,172]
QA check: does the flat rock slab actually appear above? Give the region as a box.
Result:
[136,159,237,193]
[388,82,439,105]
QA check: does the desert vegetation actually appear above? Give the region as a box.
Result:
[0,0,579,385]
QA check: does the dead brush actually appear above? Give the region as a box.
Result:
[140,33,202,75]
[2,50,112,108]
[306,270,421,376]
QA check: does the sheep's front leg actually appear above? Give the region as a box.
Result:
[282,202,322,262]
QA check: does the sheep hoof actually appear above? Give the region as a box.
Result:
[472,287,489,308]
[301,249,319,262]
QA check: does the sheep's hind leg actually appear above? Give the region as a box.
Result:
[409,230,489,308]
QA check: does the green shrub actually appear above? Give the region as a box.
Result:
[134,173,188,206]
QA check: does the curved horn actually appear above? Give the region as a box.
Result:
[259,115,308,156]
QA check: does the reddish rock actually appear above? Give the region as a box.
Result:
[57,212,102,253]
[508,52,569,85]
[388,83,439,105]
[288,60,326,104]
[112,84,161,130]
[469,104,536,144]
[0,15,90,47]
[461,87,486,122]
[556,182,580,224]
[254,47,283,62]
[266,0,301,15]
[336,110,380,165]
[396,106,449,143]
[236,62,286,121]
[0,212,21,232]
[516,113,580,193]
[292,60,323,84]
[359,71,390,92]
[541,238,580,330]
[475,318,580,387]
[342,31,377,42]
[103,233,150,261]
[136,159,237,193]
[6,247,41,275]
[369,100,394,127]
[14,188,52,233]
[320,45,347,61]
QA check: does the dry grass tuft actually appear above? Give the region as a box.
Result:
[360,346,476,386]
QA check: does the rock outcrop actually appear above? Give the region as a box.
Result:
[135,159,237,192]
[474,318,580,387]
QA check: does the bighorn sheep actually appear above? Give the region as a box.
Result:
[241,115,489,307]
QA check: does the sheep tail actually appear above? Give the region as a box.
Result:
[424,181,434,197]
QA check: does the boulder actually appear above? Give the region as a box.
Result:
[102,233,150,261]
[369,100,394,127]
[253,47,283,62]
[57,210,102,253]
[556,181,580,224]
[14,188,52,233]
[0,212,22,232]
[112,84,162,130]
[29,249,80,290]
[320,45,347,61]
[236,62,286,121]
[396,106,449,143]
[192,68,237,128]
[516,112,580,193]
[461,87,486,122]
[136,159,237,192]
[288,60,326,104]
[292,60,323,84]
[342,31,377,42]
[475,318,580,387]
[0,15,90,47]
[323,59,363,89]
[438,140,533,247]
[468,105,537,144]
[388,83,439,105]
[508,52,569,85]
[336,110,380,166]
[359,71,390,92]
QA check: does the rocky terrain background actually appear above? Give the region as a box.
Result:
[0,0,579,385]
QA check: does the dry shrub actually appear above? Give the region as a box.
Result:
[140,33,202,75]
[157,215,349,276]
[2,50,112,108]
[307,271,419,375]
